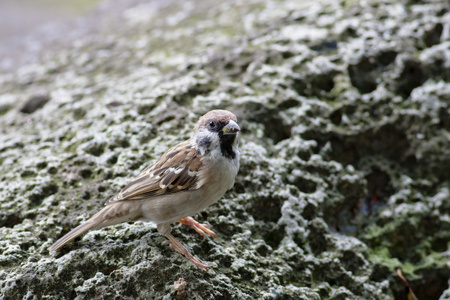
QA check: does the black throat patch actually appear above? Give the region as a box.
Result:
[219,133,236,159]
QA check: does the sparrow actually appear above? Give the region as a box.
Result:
[48,110,240,269]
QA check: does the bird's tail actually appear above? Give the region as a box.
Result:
[48,201,142,252]
[48,219,99,252]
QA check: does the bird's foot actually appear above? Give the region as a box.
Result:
[178,217,217,238]
[165,233,211,270]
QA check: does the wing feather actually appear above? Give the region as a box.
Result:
[106,141,202,204]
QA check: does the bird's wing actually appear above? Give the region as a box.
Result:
[106,140,203,204]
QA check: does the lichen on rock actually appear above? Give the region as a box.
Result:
[0,0,449,299]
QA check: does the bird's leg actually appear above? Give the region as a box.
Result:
[178,217,217,238]
[165,233,211,270]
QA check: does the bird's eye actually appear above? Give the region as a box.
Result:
[209,120,215,128]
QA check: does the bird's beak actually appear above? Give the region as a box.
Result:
[223,120,240,135]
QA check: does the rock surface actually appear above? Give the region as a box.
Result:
[0,0,449,299]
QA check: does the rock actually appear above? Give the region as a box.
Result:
[0,0,449,299]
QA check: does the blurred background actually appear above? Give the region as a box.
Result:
[0,0,101,68]
[0,0,99,41]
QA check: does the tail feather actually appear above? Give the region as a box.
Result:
[48,220,98,252]
[48,201,143,252]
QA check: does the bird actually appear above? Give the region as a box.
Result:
[48,110,240,269]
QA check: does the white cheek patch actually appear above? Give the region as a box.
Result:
[194,129,220,155]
